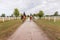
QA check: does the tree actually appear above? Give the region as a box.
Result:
[54,11,58,16]
[10,14,13,17]
[33,14,36,16]
[33,13,38,17]
[1,13,5,17]
[27,15,29,17]
[37,10,44,18]
[14,8,19,17]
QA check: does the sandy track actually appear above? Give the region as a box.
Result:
[8,19,50,40]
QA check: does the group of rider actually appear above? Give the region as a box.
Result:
[21,12,33,22]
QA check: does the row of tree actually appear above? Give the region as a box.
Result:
[0,8,59,18]
[1,8,20,17]
[33,11,59,18]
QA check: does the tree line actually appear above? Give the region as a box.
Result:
[1,8,20,17]
[0,8,59,18]
[33,11,59,18]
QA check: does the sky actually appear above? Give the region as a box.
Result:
[0,0,60,16]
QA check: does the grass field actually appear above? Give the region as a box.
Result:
[34,19,60,40]
[0,19,22,40]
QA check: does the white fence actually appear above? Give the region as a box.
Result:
[41,16,60,22]
[0,17,21,22]
[34,16,60,22]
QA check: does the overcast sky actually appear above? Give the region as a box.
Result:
[0,0,60,16]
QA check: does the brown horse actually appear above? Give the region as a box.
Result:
[30,16,32,21]
[23,15,26,22]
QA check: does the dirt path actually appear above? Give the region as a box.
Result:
[8,19,50,40]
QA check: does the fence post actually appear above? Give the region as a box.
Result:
[54,16,56,22]
[49,16,50,21]
[9,17,10,20]
[3,17,4,22]
[15,17,16,19]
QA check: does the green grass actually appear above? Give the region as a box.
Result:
[34,19,60,40]
[0,20,22,40]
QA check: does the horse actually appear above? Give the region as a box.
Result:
[30,16,32,21]
[22,15,26,22]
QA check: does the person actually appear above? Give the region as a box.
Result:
[30,15,32,21]
[22,12,26,22]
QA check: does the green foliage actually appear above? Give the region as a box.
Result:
[1,13,5,17]
[33,14,37,16]
[54,11,58,16]
[14,8,19,17]
[10,14,13,17]
[37,10,44,18]
[27,15,29,17]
